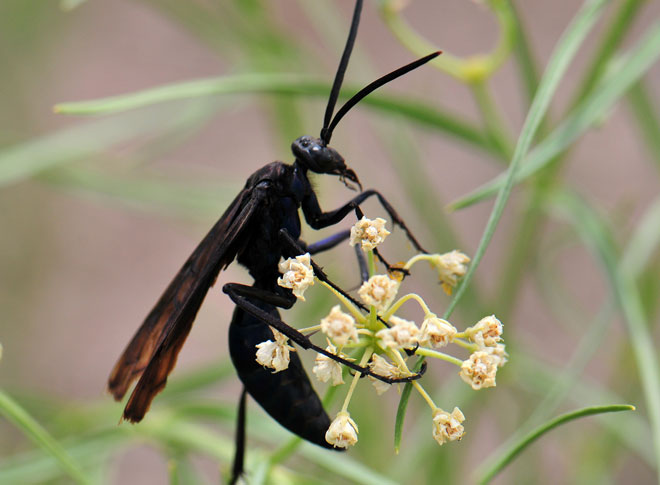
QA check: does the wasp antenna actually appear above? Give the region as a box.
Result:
[324,51,441,142]
[321,0,363,145]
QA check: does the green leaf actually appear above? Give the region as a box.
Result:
[476,404,635,484]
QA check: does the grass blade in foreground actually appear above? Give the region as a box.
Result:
[443,0,609,317]
[54,75,495,155]
[0,390,92,485]
[450,20,660,210]
[549,189,660,483]
[394,0,611,450]
[476,405,635,484]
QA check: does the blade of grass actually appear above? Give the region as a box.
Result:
[450,20,660,210]
[39,165,238,221]
[515,351,655,465]
[476,405,635,484]
[492,0,647,321]
[626,80,660,169]
[54,74,496,155]
[443,0,610,317]
[0,101,219,187]
[0,390,92,485]
[395,0,612,449]
[549,189,660,482]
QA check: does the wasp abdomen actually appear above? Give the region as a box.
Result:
[229,304,336,449]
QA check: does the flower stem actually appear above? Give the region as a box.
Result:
[384,293,431,319]
[319,281,365,323]
[341,349,373,413]
[415,347,464,367]
[412,380,437,411]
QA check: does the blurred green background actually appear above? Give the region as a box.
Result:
[1,0,660,483]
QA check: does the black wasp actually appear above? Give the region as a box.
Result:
[108,0,439,482]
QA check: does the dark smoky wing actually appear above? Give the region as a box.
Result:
[108,188,264,421]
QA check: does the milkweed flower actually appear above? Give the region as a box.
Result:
[432,407,465,445]
[255,328,295,372]
[368,354,402,395]
[320,305,358,347]
[376,316,420,350]
[350,216,390,251]
[466,315,502,348]
[420,314,457,348]
[278,253,314,300]
[326,411,359,448]
[459,350,499,390]
[358,274,399,311]
[313,344,347,386]
[430,250,470,295]
[486,343,508,367]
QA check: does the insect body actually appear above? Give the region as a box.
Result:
[108,1,439,482]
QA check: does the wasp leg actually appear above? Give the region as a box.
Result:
[302,229,369,286]
[305,229,351,255]
[303,188,428,253]
[229,388,248,485]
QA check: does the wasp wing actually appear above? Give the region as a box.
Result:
[108,186,265,422]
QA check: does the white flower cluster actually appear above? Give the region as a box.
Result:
[357,274,399,311]
[253,216,506,453]
[432,407,465,445]
[255,328,295,373]
[277,253,315,300]
[430,250,470,295]
[349,216,390,251]
[313,344,349,386]
[326,411,359,448]
[459,315,507,390]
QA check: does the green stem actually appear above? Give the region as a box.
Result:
[471,79,514,161]
[415,348,464,367]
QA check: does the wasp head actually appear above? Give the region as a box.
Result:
[292,136,362,191]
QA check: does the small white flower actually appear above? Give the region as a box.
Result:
[432,407,465,445]
[277,253,315,300]
[376,316,420,350]
[313,345,346,386]
[420,314,457,348]
[368,354,402,395]
[350,216,390,251]
[430,250,470,295]
[485,343,508,368]
[466,314,503,348]
[320,305,359,347]
[255,328,295,372]
[358,274,399,311]
[325,411,359,448]
[459,350,498,390]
